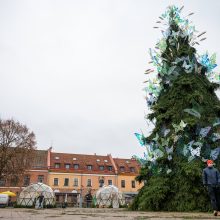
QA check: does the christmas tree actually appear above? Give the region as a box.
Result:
[132,6,220,211]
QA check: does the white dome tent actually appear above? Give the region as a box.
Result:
[17,182,55,207]
[95,185,125,208]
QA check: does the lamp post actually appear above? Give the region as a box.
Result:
[79,186,83,208]
[79,173,83,208]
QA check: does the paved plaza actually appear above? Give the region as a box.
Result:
[0,208,218,220]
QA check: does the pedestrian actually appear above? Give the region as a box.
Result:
[203,159,220,216]
[38,193,44,209]
[85,191,93,208]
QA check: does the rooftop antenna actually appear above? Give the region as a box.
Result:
[49,140,53,151]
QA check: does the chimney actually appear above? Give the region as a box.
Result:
[108,154,118,174]
[47,147,52,168]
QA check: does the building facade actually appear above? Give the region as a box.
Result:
[0,150,49,197]
[48,151,117,196]
[114,158,143,196]
[0,148,144,198]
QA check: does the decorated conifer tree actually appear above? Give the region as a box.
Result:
[132,6,220,211]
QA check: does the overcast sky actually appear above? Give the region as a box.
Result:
[0,0,220,158]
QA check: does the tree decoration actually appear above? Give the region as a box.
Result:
[132,5,220,211]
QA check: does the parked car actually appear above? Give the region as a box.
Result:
[0,194,9,208]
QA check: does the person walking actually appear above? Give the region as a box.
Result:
[38,193,44,209]
[85,191,93,208]
[203,159,220,216]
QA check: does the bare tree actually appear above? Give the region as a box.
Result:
[0,119,36,183]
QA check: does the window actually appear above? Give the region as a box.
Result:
[87,165,92,170]
[120,166,125,172]
[73,178,78,187]
[87,179,92,187]
[65,164,70,169]
[130,167,135,172]
[73,164,79,169]
[108,180,112,185]
[11,176,18,187]
[54,178,59,186]
[108,166,112,171]
[99,166,104,171]
[23,175,30,186]
[121,180,125,188]
[64,178,69,186]
[0,178,5,186]
[54,163,60,168]
[132,180,136,188]
[99,179,104,187]
[38,175,44,183]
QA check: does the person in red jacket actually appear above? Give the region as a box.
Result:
[203,159,220,216]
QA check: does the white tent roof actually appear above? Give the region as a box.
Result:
[17,182,55,207]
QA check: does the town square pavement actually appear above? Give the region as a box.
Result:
[0,208,218,220]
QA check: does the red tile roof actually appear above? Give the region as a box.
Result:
[113,158,141,175]
[50,152,115,175]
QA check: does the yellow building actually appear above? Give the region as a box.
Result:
[47,150,143,197]
[114,158,144,195]
[48,172,118,194]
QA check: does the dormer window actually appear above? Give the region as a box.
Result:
[120,166,125,172]
[108,166,113,171]
[73,164,79,169]
[65,164,70,169]
[130,167,135,172]
[54,163,60,168]
[99,166,104,171]
[87,165,92,170]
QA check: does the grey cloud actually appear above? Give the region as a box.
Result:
[0,0,220,158]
